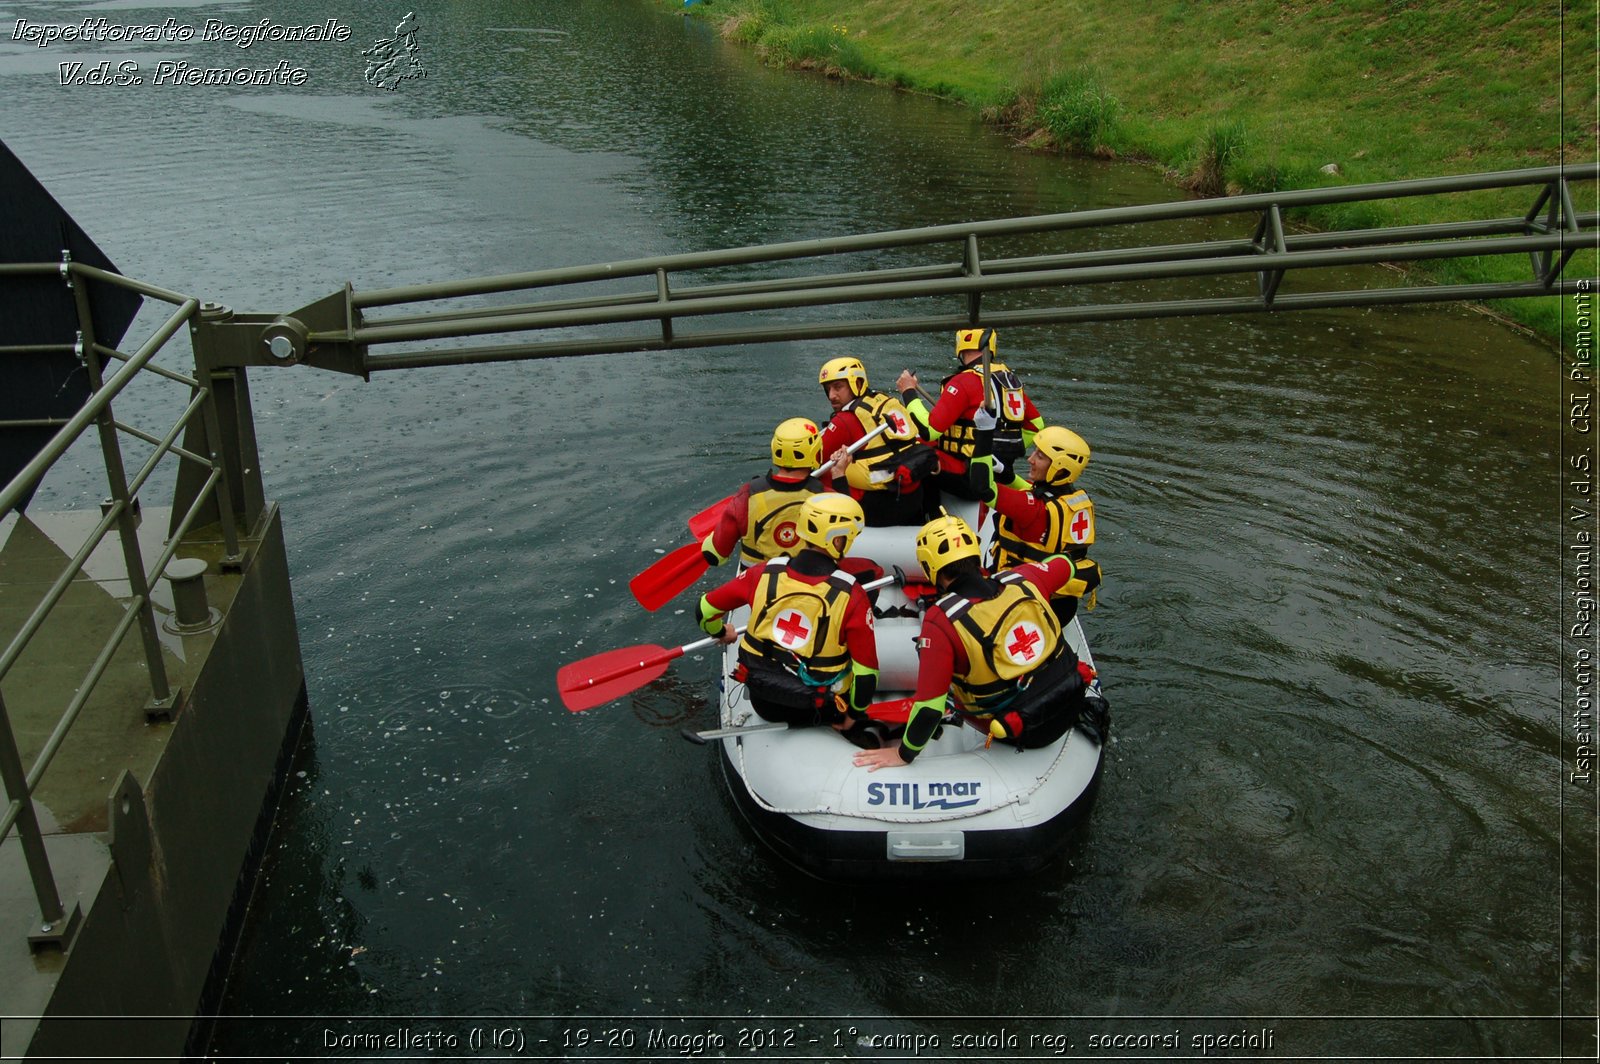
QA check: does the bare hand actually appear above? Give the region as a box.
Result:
[830,446,851,472]
[852,744,908,771]
[716,626,739,645]
[896,369,918,393]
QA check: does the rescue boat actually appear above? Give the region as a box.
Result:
[713,499,1106,880]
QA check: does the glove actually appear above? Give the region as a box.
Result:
[969,453,997,503]
[973,406,998,431]
[1077,693,1111,745]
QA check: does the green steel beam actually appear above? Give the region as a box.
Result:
[170,164,1599,374]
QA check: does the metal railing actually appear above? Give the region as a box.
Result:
[231,164,1597,376]
[0,261,243,951]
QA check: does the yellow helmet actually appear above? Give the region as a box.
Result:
[770,417,821,469]
[818,356,869,397]
[1033,426,1090,485]
[915,514,982,582]
[797,494,865,558]
[954,328,997,359]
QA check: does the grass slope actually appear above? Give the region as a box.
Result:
[669,0,1598,347]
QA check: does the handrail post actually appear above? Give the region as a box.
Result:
[1255,203,1288,306]
[0,689,81,952]
[1549,177,1581,286]
[176,306,267,545]
[68,262,177,717]
[963,233,982,324]
[198,385,244,567]
[656,267,673,346]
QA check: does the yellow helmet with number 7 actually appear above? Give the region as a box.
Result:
[797,494,865,558]
[1033,426,1090,485]
[770,417,821,469]
[818,356,869,397]
[915,514,982,582]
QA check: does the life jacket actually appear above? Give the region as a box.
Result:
[841,391,934,490]
[935,571,1064,714]
[741,473,820,566]
[935,362,1027,468]
[990,485,1095,569]
[739,558,857,685]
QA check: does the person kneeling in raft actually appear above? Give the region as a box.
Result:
[853,514,1109,771]
[698,494,887,747]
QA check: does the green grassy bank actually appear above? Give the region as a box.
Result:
[666,0,1596,347]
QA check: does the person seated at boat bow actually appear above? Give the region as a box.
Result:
[853,514,1109,772]
[697,494,885,742]
[969,418,1102,626]
[818,356,938,527]
[896,328,1045,503]
[701,417,826,569]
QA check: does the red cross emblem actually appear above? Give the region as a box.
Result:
[1005,621,1043,663]
[773,608,813,649]
[886,410,908,436]
[775,521,798,548]
[1070,510,1090,542]
[1003,389,1025,419]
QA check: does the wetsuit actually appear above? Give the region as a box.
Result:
[899,556,1102,761]
[970,427,1101,624]
[701,471,821,567]
[699,549,880,727]
[987,480,1100,624]
[903,361,1044,500]
[818,391,934,526]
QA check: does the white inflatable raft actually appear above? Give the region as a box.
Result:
[714,499,1105,880]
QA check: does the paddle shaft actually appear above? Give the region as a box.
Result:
[681,721,787,744]
[981,341,994,415]
[687,422,890,537]
[814,420,887,477]
[575,626,745,695]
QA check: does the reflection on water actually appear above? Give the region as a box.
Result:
[1,0,1584,1055]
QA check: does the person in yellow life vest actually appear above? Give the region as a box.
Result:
[969,419,1103,625]
[852,515,1109,772]
[895,328,1046,502]
[697,494,886,744]
[701,417,825,569]
[817,356,938,527]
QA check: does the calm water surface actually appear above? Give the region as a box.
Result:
[2,0,1588,1057]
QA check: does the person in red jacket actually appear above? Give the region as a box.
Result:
[852,514,1108,772]
[969,422,1102,626]
[697,494,885,744]
[817,356,936,527]
[700,417,825,569]
[896,327,1045,502]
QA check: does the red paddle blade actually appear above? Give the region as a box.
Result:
[629,542,709,611]
[866,697,914,724]
[558,643,676,712]
[687,495,732,539]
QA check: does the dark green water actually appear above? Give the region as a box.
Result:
[3,0,1589,1058]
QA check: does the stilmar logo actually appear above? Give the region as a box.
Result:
[865,780,983,810]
